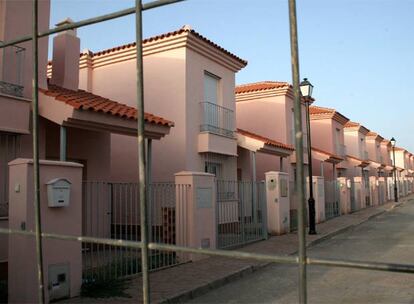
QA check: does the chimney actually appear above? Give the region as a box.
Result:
[50,18,80,91]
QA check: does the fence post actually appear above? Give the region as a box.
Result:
[8,159,83,303]
[337,177,349,215]
[175,171,216,261]
[265,171,290,235]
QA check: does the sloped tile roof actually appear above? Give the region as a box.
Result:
[344,121,360,128]
[235,81,291,94]
[40,84,174,127]
[237,128,294,151]
[86,26,247,66]
[309,105,335,115]
[311,147,344,161]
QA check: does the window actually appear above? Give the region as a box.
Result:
[204,71,219,104]
[204,161,222,179]
[335,128,341,154]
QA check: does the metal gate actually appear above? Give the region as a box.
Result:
[350,179,357,212]
[363,172,371,206]
[216,180,267,249]
[82,181,190,282]
[324,180,340,219]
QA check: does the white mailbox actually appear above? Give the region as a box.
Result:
[47,178,71,207]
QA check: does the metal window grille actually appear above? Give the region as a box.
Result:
[0,132,21,217]
[0,1,413,304]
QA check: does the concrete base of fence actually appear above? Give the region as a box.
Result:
[175,171,216,262]
[8,159,83,303]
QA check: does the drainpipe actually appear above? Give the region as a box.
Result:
[280,156,284,172]
[60,126,67,161]
[146,138,152,241]
[251,151,257,224]
[320,161,324,177]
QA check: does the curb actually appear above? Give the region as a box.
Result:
[160,200,409,304]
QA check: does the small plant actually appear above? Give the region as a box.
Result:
[81,278,131,299]
[0,280,7,304]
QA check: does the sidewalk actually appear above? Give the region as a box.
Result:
[67,196,412,303]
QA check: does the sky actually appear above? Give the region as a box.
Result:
[49,0,414,151]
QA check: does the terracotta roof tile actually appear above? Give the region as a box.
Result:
[89,26,247,66]
[346,155,371,167]
[344,121,360,128]
[235,81,291,94]
[309,105,335,115]
[311,147,344,161]
[40,84,174,127]
[237,128,294,151]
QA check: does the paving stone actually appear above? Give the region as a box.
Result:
[65,196,411,303]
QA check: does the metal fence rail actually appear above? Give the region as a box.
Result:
[82,181,190,282]
[216,180,266,249]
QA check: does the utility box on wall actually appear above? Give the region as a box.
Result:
[8,159,83,303]
[265,171,289,235]
[309,176,325,223]
[48,263,70,301]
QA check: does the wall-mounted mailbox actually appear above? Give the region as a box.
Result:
[47,178,71,207]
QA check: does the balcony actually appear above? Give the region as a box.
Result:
[200,102,235,138]
[198,102,237,156]
[0,42,25,97]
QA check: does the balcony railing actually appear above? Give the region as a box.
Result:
[200,101,235,138]
[0,41,25,97]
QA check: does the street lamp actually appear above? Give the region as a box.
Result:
[390,137,398,202]
[300,78,316,235]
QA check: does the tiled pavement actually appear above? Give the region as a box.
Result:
[66,196,412,303]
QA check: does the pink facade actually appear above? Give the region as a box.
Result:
[59,26,247,182]
[235,81,309,182]
[308,106,349,181]
[0,2,175,291]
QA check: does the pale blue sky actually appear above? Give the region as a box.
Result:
[49,0,414,151]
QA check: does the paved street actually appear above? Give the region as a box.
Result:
[188,200,414,304]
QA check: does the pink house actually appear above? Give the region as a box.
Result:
[380,139,393,176]
[342,121,373,207]
[365,132,387,177]
[49,25,248,182]
[308,106,349,181]
[234,81,309,228]
[0,2,174,291]
[235,81,308,181]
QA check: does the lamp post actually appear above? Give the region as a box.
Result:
[390,137,398,202]
[300,78,316,235]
